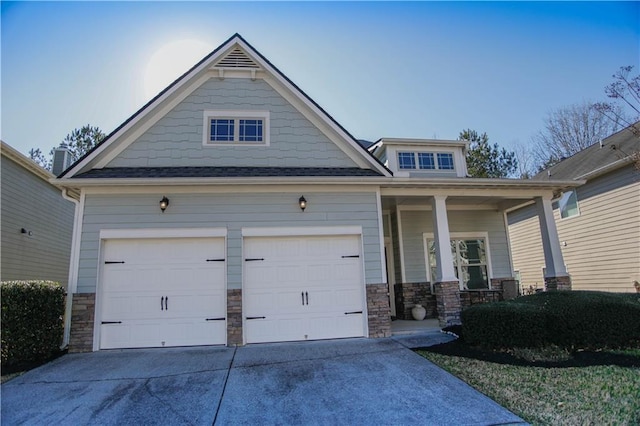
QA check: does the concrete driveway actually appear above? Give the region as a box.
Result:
[2,333,525,425]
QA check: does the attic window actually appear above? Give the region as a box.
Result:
[397,151,456,171]
[203,110,270,146]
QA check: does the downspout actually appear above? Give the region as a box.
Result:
[60,188,82,349]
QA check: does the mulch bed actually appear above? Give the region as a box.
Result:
[419,326,640,368]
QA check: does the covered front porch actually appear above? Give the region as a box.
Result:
[378,184,574,328]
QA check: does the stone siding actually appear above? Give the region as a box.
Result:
[393,282,437,320]
[227,289,243,346]
[544,275,572,291]
[366,283,391,338]
[433,281,462,327]
[69,293,95,353]
[460,290,502,308]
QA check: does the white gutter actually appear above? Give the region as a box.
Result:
[574,157,632,181]
[52,176,583,190]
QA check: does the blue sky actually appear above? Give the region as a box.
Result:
[2,1,638,158]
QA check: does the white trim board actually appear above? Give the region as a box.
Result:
[99,228,228,239]
[242,226,362,237]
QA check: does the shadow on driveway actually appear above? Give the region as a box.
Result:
[2,336,525,425]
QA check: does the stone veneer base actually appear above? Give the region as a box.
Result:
[366,283,391,338]
[434,281,462,327]
[393,282,437,320]
[69,293,96,353]
[544,275,572,291]
[227,289,243,346]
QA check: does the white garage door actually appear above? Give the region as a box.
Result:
[100,238,226,349]
[244,235,365,344]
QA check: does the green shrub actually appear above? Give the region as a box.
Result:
[462,291,640,350]
[1,280,65,367]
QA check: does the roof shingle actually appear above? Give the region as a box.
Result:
[73,166,383,179]
[533,125,639,181]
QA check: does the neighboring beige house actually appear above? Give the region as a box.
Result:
[508,126,640,293]
[1,141,75,288]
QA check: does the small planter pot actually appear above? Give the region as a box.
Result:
[411,304,426,321]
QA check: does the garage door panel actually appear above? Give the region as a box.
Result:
[245,317,305,343]
[244,235,365,344]
[100,237,226,349]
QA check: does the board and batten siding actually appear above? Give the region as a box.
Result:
[399,209,512,283]
[76,191,383,293]
[508,165,640,292]
[1,155,74,287]
[107,78,359,169]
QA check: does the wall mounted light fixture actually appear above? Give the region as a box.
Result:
[159,196,170,212]
[298,196,307,212]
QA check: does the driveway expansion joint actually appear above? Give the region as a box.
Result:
[212,345,237,425]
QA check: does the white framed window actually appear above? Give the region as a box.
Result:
[418,152,435,169]
[424,233,492,289]
[554,190,580,219]
[398,152,416,169]
[437,153,454,170]
[203,110,270,146]
[397,151,455,171]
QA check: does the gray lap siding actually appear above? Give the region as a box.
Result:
[76,191,383,293]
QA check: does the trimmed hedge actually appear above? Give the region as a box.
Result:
[462,291,640,350]
[1,280,65,367]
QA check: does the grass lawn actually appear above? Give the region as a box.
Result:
[419,348,640,425]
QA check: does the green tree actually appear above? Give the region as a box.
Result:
[28,148,50,170]
[57,124,106,162]
[29,124,106,171]
[459,129,518,178]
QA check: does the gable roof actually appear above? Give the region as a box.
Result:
[533,124,639,182]
[58,33,390,179]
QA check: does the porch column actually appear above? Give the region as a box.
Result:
[431,196,457,282]
[431,196,462,326]
[535,196,571,291]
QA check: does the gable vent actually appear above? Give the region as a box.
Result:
[215,48,260,69]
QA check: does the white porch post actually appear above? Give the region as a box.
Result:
[535,196,569,280]
[431,195,458,283]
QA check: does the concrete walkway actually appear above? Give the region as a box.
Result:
[2,334,526,425]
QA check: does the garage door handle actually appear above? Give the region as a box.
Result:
[105,261,125,264]
[206,258,225,262]
[165,296,168,310]
[206,317,225,321]
[305,291,309,305]
[245,258,264,262]
[101,321,122,324]
[161,296,165,310]
[344,311,363,315]
[341,255,360,258]
[301,292,304,305]
[246,316,266,320]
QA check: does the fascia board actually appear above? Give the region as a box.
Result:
[574,157,633,181]
[52,176,583,193]
[379,138,469,148]
[1,141,54,182]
